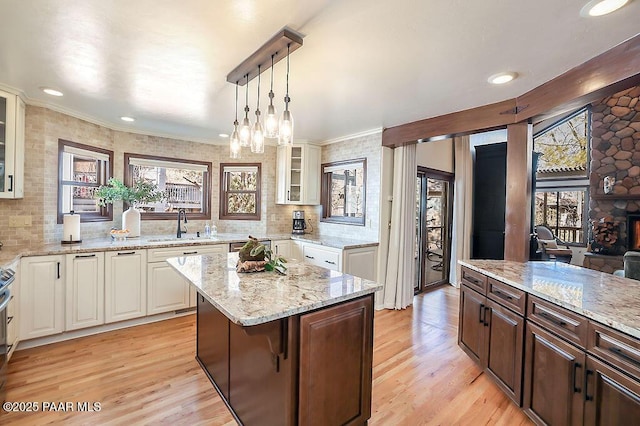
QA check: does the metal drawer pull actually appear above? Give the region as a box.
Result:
[57,262,61,279]
[493,289,514,301]
[324,260,336,265]
[183,251,198,255]
[117,251,136,256]
[8,175,13,192]
[608,346,640,367]
[465,275,480,285]
[479,304,485,323]
[573,362,582,393]
[305,255,315,259]
[484,306,490,326]
[7,316,13,324]
[584,369,594,401]
[75,254,96,258]
[538,310,567,327]
[7,344,12,352]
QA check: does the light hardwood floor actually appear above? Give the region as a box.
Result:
[2,285,532,425]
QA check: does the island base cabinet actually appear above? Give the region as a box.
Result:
[298,295,373,426]
[458,285,487,365]
[196,294,229,400]
[523,322,586,426]
[584,355,640,425]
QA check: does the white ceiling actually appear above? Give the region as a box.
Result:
[0,0,638,144]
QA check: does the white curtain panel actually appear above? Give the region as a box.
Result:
[383,144,417,310]
[449,135,473,287]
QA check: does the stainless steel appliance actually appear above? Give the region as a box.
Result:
[0,267,15,403]
[292,210,306,235]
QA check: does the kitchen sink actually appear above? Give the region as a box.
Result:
[147,236,213,242]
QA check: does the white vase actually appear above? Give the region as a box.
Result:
[122,206,141,237]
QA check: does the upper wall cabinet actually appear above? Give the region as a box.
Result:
[276,144,321,205]
[0,89,25,199]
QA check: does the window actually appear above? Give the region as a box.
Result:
[219,163,261,220]
[124,153,211,220]
[321,158,366,225]
[58,139,113,223]
[534,108,590,244]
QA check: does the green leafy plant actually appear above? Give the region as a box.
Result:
[95,178,164,207]
[250,243,288,275]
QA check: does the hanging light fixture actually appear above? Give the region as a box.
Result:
[229,82,241,159]
[239,74,252,147]
[278,43,294,146]
[265,54,279,139]
[251,65,265,153]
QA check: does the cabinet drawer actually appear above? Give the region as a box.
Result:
[527,295,588,349]
[588,321,640,380]
[461,267,487,294]
[302,244,341,271]
[147,245,227,262]
[487,278,526,315]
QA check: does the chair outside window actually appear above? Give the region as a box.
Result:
[535,225,573,263]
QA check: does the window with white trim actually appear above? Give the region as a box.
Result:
[57,140,113,223]
[124,153,211,220]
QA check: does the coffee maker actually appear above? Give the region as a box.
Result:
[292,210,306,235]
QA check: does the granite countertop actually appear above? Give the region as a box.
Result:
[167,252,382,326]
[0,233,379,269]
[460,260,640,339]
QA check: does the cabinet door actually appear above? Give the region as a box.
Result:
[458,285,487,366]
[485,299,524,405]
[147,262,190,315]
[276,145,290,204]
[299,295,373,426]
[20,255,65,339]
[523,321,585,426]
[343,246,377,281]
[66,252,105,330]
[584,355,640,426]
[0,90,25,199]
[301,144,321,205]
[197,293,230,400]
[105,250,147,323]
[272,240,292,258]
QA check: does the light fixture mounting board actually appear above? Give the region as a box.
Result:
[226,27,303,86]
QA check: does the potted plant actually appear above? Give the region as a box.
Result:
[95,178,164,237]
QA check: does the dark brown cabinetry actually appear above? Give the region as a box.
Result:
[196,292,374,426]
[458,267,525,404]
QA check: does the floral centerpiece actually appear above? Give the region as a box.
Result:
[95,178,164,237]
[236,236,287,274]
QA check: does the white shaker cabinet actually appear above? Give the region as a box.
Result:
[0,89,25,199]
[65,252,105,331]
[276,144,321,205]
[272,240,293,259]
[343,246,378,281]
[105,250,147,323]
[6,273,19,360]
[147,245,227,315]
[20,255,65,339]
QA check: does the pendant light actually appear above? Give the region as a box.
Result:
[239,74,252,147]
[278,43,294,146]
[265,54,279,138]
[251,65,265,153]
[229,81,241,159]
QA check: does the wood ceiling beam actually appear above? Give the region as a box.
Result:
[382,33,640,148]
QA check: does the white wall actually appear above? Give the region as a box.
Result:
[416,138,454,172]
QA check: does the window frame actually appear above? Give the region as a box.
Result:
[534,185,589,246]
[320,158,367,226]
[124,153,212,221]
[219,163,262,221]
[57,139,114,224]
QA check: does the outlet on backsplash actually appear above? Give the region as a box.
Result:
[9,215,32,227]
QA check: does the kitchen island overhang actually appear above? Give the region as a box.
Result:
[167,252,381,426]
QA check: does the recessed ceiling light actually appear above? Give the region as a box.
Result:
[219,133,229,138]
[488,72,518,85]
[120,116,135,122]
[41,87,64,97]
[581,0,630,16]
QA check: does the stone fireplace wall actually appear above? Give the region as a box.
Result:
[589,85,640,256]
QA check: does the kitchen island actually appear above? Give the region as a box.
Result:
[167,252,381,426]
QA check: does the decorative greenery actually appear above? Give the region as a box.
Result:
[95,178,164,207]
[250,243,288,275]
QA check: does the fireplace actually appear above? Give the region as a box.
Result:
[628,214,640,251]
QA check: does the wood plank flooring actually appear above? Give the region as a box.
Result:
[2,285,532,425]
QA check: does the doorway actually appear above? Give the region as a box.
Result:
[415,168,453,293]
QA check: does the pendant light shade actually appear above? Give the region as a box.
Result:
[239,74,252,147]
[230,82,241,158]
[265,54,279,139]
[251,65,265,153]
[279,43,294,146]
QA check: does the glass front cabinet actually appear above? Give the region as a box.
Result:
[0,89,25,199]
[276,143,321,205]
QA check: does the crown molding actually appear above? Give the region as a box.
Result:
[318,128,383,146]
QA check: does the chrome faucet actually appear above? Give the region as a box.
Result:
[176,208,188,238]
